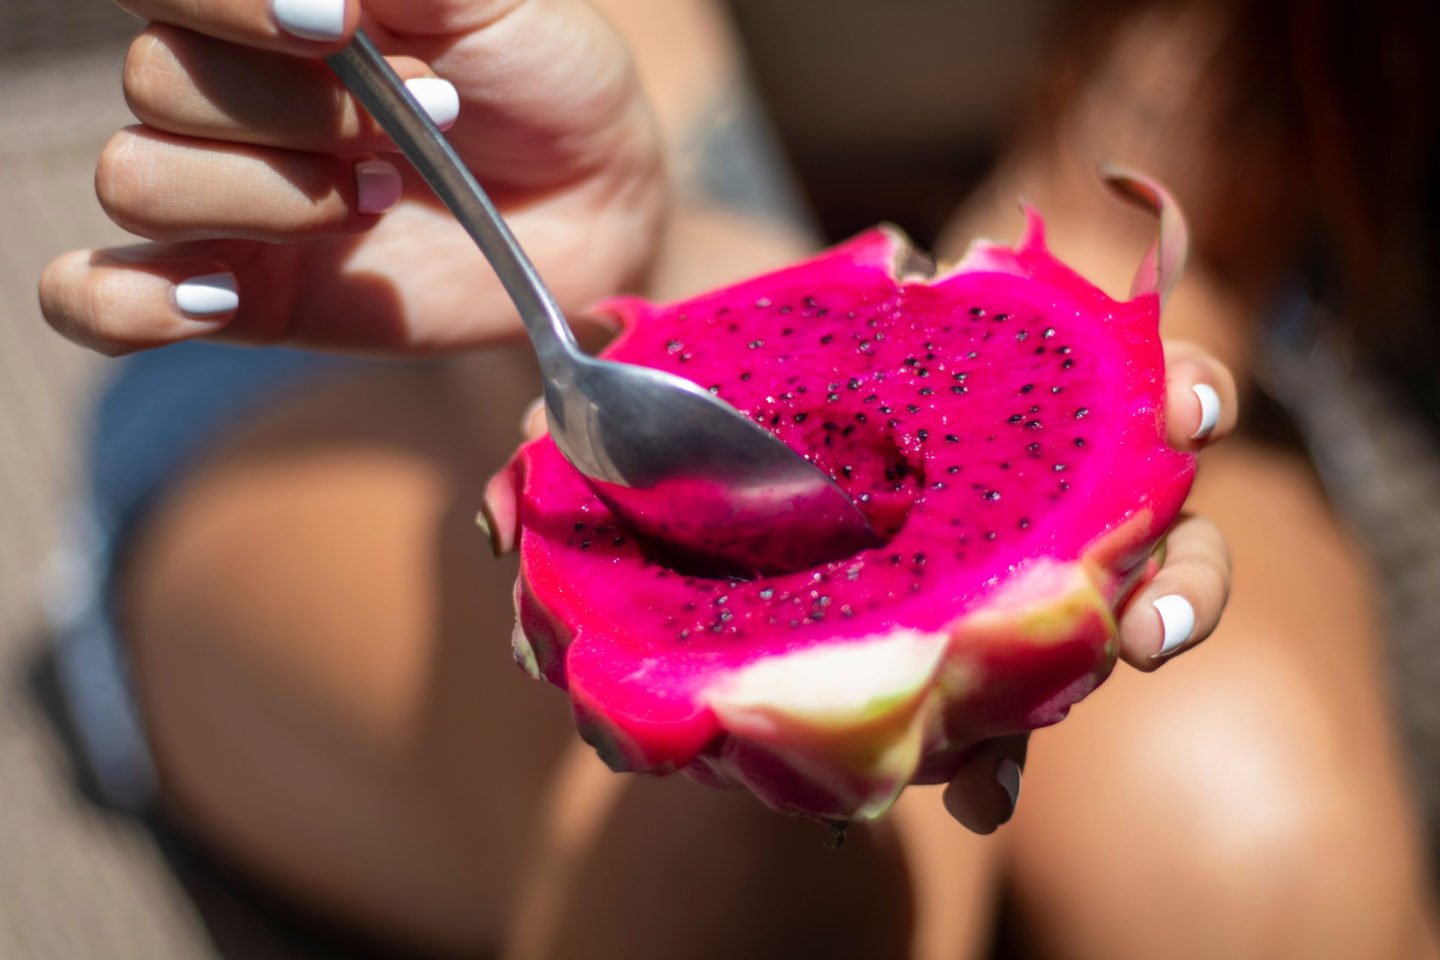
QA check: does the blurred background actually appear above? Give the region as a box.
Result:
[2,1,1438,958]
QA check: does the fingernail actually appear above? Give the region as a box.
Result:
[1190,383,1221,439]
[1152,594,1196,657]
[355,159,402,214]
[995,758,1022,821]
[271,0,346,41]
[405,78,461,131]
[174,273,238,319]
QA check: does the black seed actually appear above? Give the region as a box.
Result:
[999,461,1010,469]
[782,327,794,336]
[907,404,921,414]
[947,465,961,474]
[1057,346,1072,355]
[848,378,862,390]
[970,306,985,317]
[1008,413,1024,423]
[945,433,959,443]
[904,356,918,367]
[1051,385,1064,394]
[748,339,764,349]
[930,481,946,490]
[793,412,808,423]
[1034,346,1047,355]
[855,412,868,423]
[1020,383,1034,394]
[985,531,998,541]
[864,394,879,404]
[1074,407,1089,419]
[1043,327,1056,338]
[952,372,968,382]
[1074,437,1086,447]
[1019,518,1031,530]
[678,629,691,640]
[919,387,934,397]
[1027,442,1042,455]
[573,522,585,531]
[917,429,929,441]
[879,405,892,414]
[1016,330,1029,342]
[740,372,752,381]
[820,334,834,344]
[758,587,775,600]
[994,312,1010,322]
[666,339,682,353]
[888,418,901,428]
[778,305,792,315]
[1062,359,1075,370]
[1060,480,1071,491]
[1025,420,1042,429]
[1029,405,1041,414]
[967,351,979,359]
[917,368,930,378]
[983,489,1001,501]
[1053,463,1066,471]
[951,385,968,395]
[827,393,840,402]
[708,385,721,394]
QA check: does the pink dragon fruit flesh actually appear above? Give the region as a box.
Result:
[482,171,1196,821]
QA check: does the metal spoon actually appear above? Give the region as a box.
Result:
[327,32,878,575]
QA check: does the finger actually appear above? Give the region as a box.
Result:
[96,126,404,242]
[124,26,459,154]
[40,245,247,355]
[942,735,1028,834]
[521,397,547,441]
[1163,341,1238,450]
[116,0,358,53]
[1116,513,1231,669]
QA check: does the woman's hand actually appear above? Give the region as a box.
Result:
[39,0,666,355]
[941,340,1236,832]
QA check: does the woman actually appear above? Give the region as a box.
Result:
[37,0,1436,955]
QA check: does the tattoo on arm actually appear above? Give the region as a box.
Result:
[674,74,820,241]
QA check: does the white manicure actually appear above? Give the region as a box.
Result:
[174,273,238,318]
[1153,594,1196,657]
[271,0,346,41]
[404,78,461,131]
[1190,383,1221,439]
[995,758,1022,816]
[355,159,402,214]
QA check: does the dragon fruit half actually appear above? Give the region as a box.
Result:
[483,171,1195,820]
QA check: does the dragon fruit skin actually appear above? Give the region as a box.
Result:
[483,191,1195,820]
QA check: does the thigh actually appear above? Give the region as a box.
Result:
[1006,442,1438,960]
[122,350,575,953]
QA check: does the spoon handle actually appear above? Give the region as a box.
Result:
[326,31,577,368]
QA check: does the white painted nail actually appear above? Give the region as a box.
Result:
[271,0,346,41]
[355,159,402,214]
[995,758,1022,818]
[174,273,238,318]
[1152,594,1196,657]
[404,78,461,131]
[1190,383,1221,439]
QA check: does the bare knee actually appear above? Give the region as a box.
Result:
[1011,644,1435,960]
